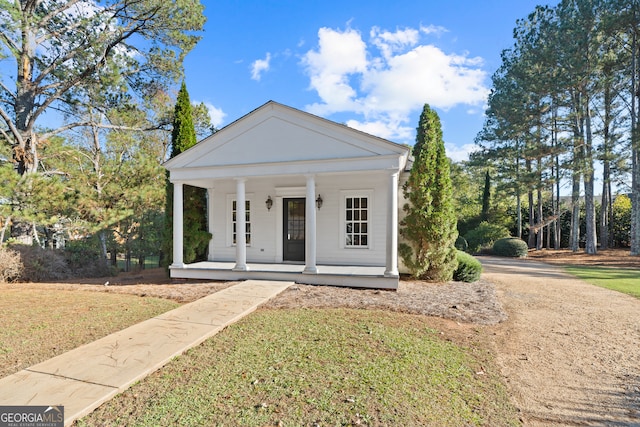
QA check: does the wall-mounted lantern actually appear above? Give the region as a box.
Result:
[316,194,323,209]
[265,195,273,211]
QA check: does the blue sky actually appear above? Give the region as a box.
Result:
[184,0,554,162]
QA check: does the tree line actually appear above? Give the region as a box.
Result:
[3,0,635,279]
[0,1,209,270]
[474,0,640,254]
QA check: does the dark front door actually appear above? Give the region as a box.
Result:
[283,198,305,262]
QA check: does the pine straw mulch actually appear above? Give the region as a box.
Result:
[262,279,507,325]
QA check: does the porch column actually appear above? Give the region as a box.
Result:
[233,178,248,271]
[171,181,184,268]
[303,174,318,274]
[384,171,399,277]
[207,188,215,261]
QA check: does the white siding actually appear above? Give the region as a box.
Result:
[205,171,389,267]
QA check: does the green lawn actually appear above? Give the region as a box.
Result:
[564,266,640,298]
[0,288,178,378]
[77,308,518,427]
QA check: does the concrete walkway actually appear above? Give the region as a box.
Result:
[0,280,292,426]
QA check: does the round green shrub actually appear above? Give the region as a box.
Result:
[454,236,468,252]
[453,250,482,282]
[493,237,528,258]
[463,221,511,254]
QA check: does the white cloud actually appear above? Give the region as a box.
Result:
[445,142,479,162]
[420,24,448,36]
[250,53,271,81]
[362,45,488,112]
[346,118,413,142]
[301,25,489,144]
[302,27,368,114]
[370,27,419,59]
[204,102,227,128]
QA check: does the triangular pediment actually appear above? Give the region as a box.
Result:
[165,101,408,170]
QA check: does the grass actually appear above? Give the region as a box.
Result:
[564,266,640,299]
[0,288,178,378]
[78,308,518,427]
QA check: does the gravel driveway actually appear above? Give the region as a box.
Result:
[481,256,640,426]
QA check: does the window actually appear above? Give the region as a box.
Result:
[232,200,251,245]
[345,196,368,247]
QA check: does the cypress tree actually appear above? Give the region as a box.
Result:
[163,82,211,267]
[400,104,458,281]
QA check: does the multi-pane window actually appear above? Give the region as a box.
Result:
[232,200,251,245]
[345,196,368,247]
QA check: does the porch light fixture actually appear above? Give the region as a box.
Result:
[265,196,273,211]
[316,194,323,209]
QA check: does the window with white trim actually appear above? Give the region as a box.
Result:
[345,196,368,247]
[232,200,251,245]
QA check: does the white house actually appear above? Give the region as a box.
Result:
[164,101,410,289]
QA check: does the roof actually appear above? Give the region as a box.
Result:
[164,101,410,183]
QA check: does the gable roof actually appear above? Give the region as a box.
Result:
[164,101,409,181]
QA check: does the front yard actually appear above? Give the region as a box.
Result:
[76,309,518,426]
[0,279,518,426]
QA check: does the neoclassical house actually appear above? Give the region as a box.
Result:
[164,101,410,289]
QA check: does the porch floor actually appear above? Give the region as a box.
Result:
[170,261,398,289]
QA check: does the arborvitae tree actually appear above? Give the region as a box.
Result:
[163,82,211,267]
[400,104,458,281]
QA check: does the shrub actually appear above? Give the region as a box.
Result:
[493,237,528,258]
[10,244,69,282]
[0,247,24,282]
[463,221,511,253]
[454,236,468,252]
[453,250,482,282]
[64,239,115,278]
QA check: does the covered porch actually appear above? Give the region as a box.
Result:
[168,169,402,289]
[164,101,410,289]
[171,261,398,289]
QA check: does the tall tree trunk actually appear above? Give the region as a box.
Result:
[0,216,10,244]
[600,84,612,250]
[570,173,581,252]
[526,159,535,248]
[584,96,597,254]
[548,182,553,249]
[516,142,522,239]
[32,222,41,247]
[600,162,611,250]
[537,183,543,251]
[99,230,109,266]
[631,29,640,255]
[516,191,522,239]
[528,190,536,249]
[553,104,561,249]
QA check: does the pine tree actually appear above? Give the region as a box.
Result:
[163,82,211,266]
[400,104,458,281]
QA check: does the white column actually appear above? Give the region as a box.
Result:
[233,178,248,271]
[303,174,318,274]
[385,171,399,277]
[207,188,215,261]
[171,181,184,268]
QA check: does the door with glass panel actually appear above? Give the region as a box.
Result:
[283,198,305,261]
